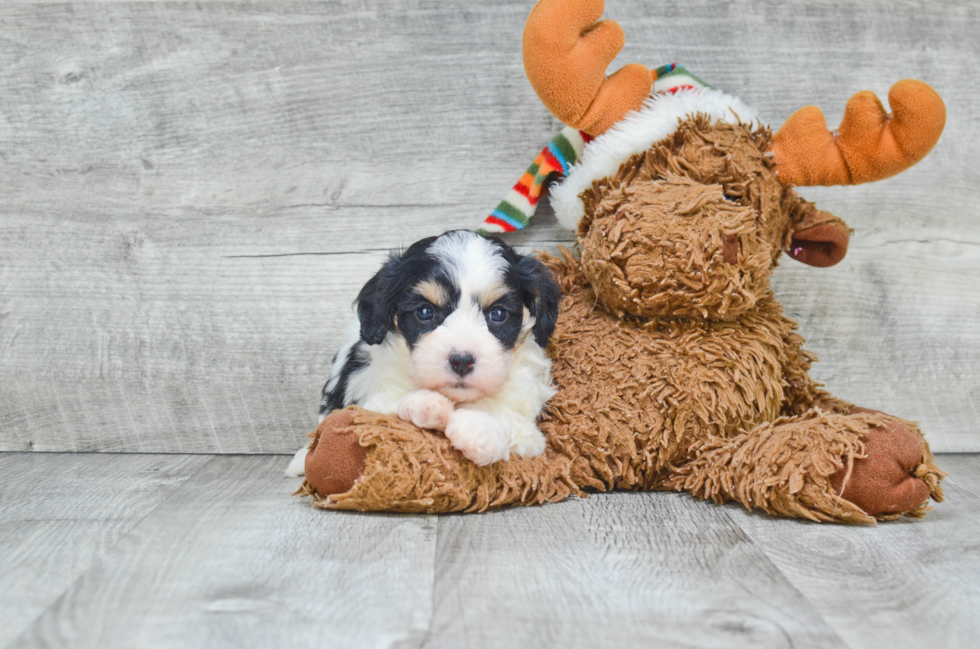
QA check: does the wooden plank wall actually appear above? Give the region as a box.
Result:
[0,0,977,453]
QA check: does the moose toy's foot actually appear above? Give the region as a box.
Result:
[668,407,945,523]
[301,409,367,498]
[830,408,945,517]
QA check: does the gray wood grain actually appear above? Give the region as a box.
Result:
[942,454,980,498]
[423,492,842,649]
[727,454,980,649]
[7,455,437,649]
[0,0,977,453]
[0,453,211,648]
[4,453,978,648]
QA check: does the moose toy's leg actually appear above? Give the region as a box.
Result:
[669,408,945,523]
[294,407,581,513]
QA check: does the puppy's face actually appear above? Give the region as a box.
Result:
[356,231,560,403]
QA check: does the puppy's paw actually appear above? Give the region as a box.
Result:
[398,389,454,431]
[445,409,511,466]
[285,447,308,477]
[510,424,546,458]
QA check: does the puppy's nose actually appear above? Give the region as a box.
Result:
[448,352,475,377]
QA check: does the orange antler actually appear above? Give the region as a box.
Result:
[770,79,946,186]
[523,0,652,136]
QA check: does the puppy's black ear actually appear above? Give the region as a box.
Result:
[516,255,561,347]
[356,252,402,345]
[356,236,437,345]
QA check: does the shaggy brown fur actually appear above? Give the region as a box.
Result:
[297,118,946,523]
[578,118,842,320]
[295,407,581,514]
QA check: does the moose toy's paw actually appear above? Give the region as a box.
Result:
[830,408,935,516]
[304,409,367,498]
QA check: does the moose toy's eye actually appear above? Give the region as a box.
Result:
[417,305,435,322]
[488,307,508,323]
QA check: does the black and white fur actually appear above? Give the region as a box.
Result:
[286,230,560,475]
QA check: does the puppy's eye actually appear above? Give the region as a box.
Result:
[416,305,435,322]
[488,306,508,323]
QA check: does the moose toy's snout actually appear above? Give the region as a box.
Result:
[579,174,773,321]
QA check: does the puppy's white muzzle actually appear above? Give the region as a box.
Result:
[409,305,513,403]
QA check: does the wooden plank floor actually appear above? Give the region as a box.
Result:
[1,452,977,649]
[0,453,212,647]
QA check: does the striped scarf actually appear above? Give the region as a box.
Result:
[477,64,712,235]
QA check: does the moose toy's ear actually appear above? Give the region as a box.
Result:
[788,220,850,267]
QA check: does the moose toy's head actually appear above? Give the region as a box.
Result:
[517,0,945,321]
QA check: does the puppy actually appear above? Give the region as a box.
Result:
[286,230,560,476]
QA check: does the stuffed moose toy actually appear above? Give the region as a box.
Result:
[296,0,947,523]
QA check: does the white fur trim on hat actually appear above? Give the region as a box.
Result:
[550,88,759,230]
